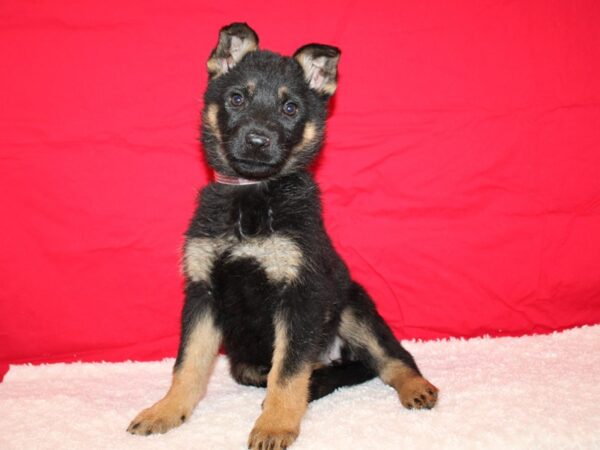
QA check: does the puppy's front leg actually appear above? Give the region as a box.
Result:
[248,318,312,450]
[128,283,221,435]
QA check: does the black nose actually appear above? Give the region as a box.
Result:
[245,132,270,149]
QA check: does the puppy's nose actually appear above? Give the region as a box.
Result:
[245,132,270,149]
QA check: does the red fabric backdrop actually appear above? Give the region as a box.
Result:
[1,1,599,375]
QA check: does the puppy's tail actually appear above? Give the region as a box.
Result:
[309,360,376,401]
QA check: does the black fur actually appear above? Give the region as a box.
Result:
[178,22,426,399]
[128,22,437,447]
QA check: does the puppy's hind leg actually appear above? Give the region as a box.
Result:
[339,282,438,410]
[128,283,221,435]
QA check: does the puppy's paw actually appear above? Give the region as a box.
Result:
[127,399,190,435]
[248,426,298,450]
[399,376,438,410]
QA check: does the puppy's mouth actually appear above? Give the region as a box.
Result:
[229,157,283,179]
[231,157,278,168]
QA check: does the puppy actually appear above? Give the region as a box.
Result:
[128,23,438,449]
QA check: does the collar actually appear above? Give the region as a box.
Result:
[214,172,262,186]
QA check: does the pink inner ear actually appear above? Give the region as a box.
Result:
[310,69,325,90]
[304,55,330,90]
[307,62,326,90]
[230,36,243,55]
[221,59,230,73]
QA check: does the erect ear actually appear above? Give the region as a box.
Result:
[293,44,341,96]
[207,23,259,79]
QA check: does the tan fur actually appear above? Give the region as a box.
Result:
[203,103,223,146]
[270,318,289,378]
[320,81,337,96]
[203,104,230,167]
[278,86,288,99]
[295,121,317,151]
[339,309,438,409]
[127,314,221,435]
[206,57,222,77]
[281,121,320,174]
[185,234,302,285]
[229,234,303,283]
[339,309,388,362]
[204,104,220,139]
[379,359,415,385]
[183,236,230,283]
[248,319,311,450]
[247,81,256,96]
[389,368,438,409]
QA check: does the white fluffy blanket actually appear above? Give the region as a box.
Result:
[1,326,599,449]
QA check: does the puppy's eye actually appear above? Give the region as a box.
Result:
[229,93,245,107]
[282,101,298,116]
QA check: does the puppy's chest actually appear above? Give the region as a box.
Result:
[184,199,304,285]
[232,195,274,238]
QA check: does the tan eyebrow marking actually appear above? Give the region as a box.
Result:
[278,86,288,99]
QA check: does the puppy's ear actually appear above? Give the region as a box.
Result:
[293,44,341,96]
[207,23,259,78]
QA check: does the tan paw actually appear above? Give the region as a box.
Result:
[248,426,298,450]
[399,376,438,410]
[127,399,190,435]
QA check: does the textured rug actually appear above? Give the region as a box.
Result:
[1,325,599,449]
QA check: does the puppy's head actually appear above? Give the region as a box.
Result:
[201,23,340,180]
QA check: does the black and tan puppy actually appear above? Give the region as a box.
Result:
[128,23,438,449]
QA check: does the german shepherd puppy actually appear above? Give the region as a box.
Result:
[128,23,438,449]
